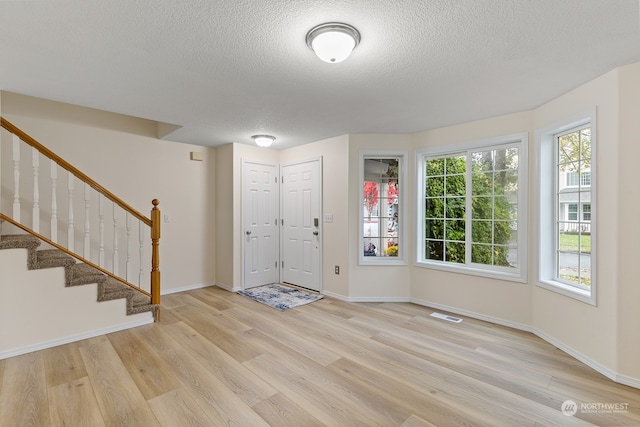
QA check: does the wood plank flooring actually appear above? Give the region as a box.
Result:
[1,285,639,426]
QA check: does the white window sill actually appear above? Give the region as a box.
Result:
[415,260,526,284]
[359,258,408,266]
[537,279,595,306]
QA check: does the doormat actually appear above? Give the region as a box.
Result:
[237,283,323,311]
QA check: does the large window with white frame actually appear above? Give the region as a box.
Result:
[538,111,596,304]
[417,134,527,282]
[360,151,407,264]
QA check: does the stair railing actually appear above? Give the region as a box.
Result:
[0,117,161,315]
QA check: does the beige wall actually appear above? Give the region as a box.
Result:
[348,134,413,300]
[532,69,619,373]
[409,112,533,326]
[1,92,216,293]
[616,62,640,381]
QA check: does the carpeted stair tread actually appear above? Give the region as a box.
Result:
[99,277,135,301]
[0,234,41,268]
[34,249,76,270]
[67,263,107,286]
[0,234,41,250]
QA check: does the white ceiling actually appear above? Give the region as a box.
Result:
[1,0,639,149]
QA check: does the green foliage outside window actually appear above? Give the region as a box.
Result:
[425,148,518,268]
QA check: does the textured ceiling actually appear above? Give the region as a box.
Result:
[1,0,639,149]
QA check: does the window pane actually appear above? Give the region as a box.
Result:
[472,172,492,195]
[471,244,491,264]
[426,219,444,239]
[426,176,444,197]
[494,245,511,267]
[445,197,465,219]
[426,158,444,176]
[472,220,492,244]
[446,174,466,196]
[493,221,512,245]
[445,156,466,174]
[426,240,444,261]
[426,198,444,218]
[445,219,465,242]
[445,242,465,263]
[472,196,493,219]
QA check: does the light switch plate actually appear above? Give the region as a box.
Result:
[324,214,333,223]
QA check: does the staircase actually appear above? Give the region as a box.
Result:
[0,234,158,316]
[0,117,161,358]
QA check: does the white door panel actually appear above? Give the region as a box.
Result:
[281,159,321,291]
[243,161,279,289]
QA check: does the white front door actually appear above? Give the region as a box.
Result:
[242,161,279,289]
[281,158,322,292]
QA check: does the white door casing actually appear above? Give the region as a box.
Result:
[242,160,279,289]
[281,158,322,292]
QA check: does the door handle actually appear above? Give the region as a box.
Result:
[313,231,319,236]
[246,230,252,235]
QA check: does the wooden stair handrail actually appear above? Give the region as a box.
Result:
[1,117,151,227]
[0,213,152,298]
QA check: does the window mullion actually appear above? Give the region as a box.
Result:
[465,151,472,265]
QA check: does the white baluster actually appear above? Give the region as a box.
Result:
[139,221,144,286]
[50,161,58,243]
[32,148,40,232]
[126,212,132,281]
[84,183,91,259]
[67,172,74,252]
[12,135,20,222]
[113,204,119,275]
[98,194,105,267]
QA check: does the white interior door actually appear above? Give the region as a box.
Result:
[281,158,322,291]
[243,161,279,289]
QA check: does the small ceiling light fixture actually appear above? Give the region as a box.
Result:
[251,134,275,148]
[306,22,361,63]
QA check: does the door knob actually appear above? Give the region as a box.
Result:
[246,230,252,235]
[313,231,319,236]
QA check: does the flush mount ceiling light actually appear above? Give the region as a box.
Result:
[305,22,361,63]
[251,134,275,148]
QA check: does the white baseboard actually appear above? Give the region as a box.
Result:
[161,282,216,295]
[410,297,533,332]
[320,290,349,301]
[321,290,410,303]
[410,297,640,390]
[214,282,241,292]
[0,315,153,360]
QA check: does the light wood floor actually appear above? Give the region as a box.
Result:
[1,286,639,426]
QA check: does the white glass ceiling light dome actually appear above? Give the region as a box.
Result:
[252,134,275,148]
[306,22,361,63]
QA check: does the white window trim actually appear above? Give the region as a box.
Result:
[536,109,597,305]
[415,133,528,283]
[359,150,408,265]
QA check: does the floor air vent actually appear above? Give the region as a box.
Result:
[430,312,463,323]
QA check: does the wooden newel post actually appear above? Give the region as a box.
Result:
[150,199,161,316]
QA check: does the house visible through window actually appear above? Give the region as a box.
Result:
[538,111,595,304]
[556,125,592,289]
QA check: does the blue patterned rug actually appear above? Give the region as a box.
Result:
[237,283,323,311]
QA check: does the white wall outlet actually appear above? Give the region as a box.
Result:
[163,214,171,223]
